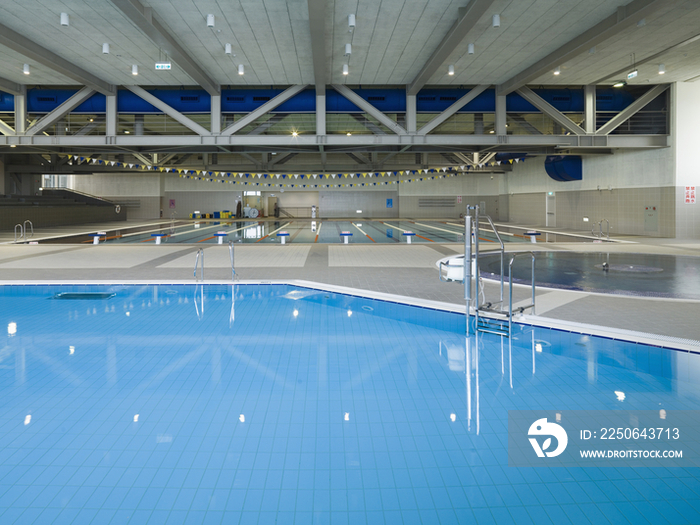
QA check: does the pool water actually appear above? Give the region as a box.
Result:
[483,252,700,300]
[0,284,699,524]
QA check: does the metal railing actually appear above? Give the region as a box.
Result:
[229,241,238,281]
[508,252,536,337]
[13,220,34,243]
[592,219,610,240]
[193,248,204,281]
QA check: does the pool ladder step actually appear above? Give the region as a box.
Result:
[476,317,510,337]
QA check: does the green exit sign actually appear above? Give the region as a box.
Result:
[155,62,171,70]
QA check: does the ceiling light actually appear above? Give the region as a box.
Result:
[345,43,352,56]
[23,63,30,75]
[658,63,665,75]
[132,64,138,75]
[613,81,626,88]
[468,43,474,55]
[489,129,494,133]
[492,14,500,27]
[60,13,69,26]
[554,66,560,75]
[225,43,232,55]
[238,64,244,75]
[124,130,130,134]
[348,14,355,31]
[346,132,351,136]
[448,65,454,76]
[292,131,298,137]
[10,144,16,147]
[343,64,349,75]
[207,14,215,27]
[102,43,110,54]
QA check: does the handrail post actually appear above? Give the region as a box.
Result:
[474,205,480,330]
[229,240,236,281]
[14,224,23,243]
[465,213,472,335]
[194,248,205,281]
[23,220,33,239]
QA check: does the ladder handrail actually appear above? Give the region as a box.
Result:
[23,220,33,239]
[14,223,23,243]
[229,240,237,281]
[193,248,204,281]
[508,251,536,338]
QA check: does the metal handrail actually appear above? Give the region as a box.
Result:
[194,248,204,281]
[508,252,536,338]
[23,220,33,239]
[592,219,610,240]
[229,241,237,281]
[14,224,23,243]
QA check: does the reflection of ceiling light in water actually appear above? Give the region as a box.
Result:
[293,309,299,317]
[450,413,456,422]
[615,391,625,401]
[24,415,31,425]
[8,322,17,336]
[133,414,139,422]
[69,346,75,355]
[344,413,349,421]
[239,414,245,422]
[535,343,542,353]
[347,310,352,317]
[660,409,666,419]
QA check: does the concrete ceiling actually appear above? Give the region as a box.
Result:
[0,0,698,91]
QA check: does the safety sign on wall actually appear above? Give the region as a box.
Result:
[686,186,696,204]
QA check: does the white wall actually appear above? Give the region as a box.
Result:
[68,172,162,219]
[674,82,700,238]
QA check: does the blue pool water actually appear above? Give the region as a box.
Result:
[1,284,699,524]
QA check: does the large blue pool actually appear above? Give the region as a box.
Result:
[0,284,699,524]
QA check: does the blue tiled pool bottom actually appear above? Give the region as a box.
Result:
[0,284,699,525]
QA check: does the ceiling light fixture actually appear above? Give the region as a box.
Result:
[345,43,352,56]
[225,43,232,55]
[554,66,561,75]
[292,131,298,137]
[102,43,110,54]
[468,43,474,55]
[132,64,138,75]
[23,63,30,75]
[613,81,626,88]
[343,64,349,75]
[60,13,69,26]
[348,14,355,31]
[658,63,665,75]
[207,14,215,27]
[448,65,454,76]
[238,64,244,75]
[346,132,351,136]
[492,14,500,27]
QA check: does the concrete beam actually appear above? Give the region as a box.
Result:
[418,85,490,135]
[222,85,309,136]
[14,85,26,134]
[0,119,14,136]
[0,23,114,95]
[407,0,496,96]
[109,0,219,96]
[307,0,326,96]
[26,87,96,136]
[584,85,596,134]
[596,84,668,135]
[497,0,667,95]
[332,85,407,135]
[0,76,22,96]
[125,85,211,136]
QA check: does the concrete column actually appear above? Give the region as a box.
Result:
[211,94,221,134]
[14,86,26,134]
[406,92,416,133]
[584,84,596,134]
[106,95,117,136]
[495,95,507,135]
[316,94,326,135]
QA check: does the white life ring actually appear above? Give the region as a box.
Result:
[115,205,121,214]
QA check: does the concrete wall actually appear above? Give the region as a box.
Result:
[675,82,700,238]
[320,190,398,218]
[68,172,162,220]
[0,205,125,230]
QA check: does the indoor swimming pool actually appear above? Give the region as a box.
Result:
[0,283,698,524]
[482,252,700,300]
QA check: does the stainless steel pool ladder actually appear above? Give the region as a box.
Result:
[592,219,610,240]
[463,205,536,338]
[13,220,33,243]
[229,240,238,281]
[194,248,204,281]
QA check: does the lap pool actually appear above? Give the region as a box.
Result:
[0,284,699,524]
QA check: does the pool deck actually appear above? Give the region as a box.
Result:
[1,219,700,342]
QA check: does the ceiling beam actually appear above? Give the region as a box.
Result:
[350,113,386,135]
[516,87,586,136]
[0,76,22,96]
[407,0,496,96]
[596,84,668,135]
[0,119,14,136]
[307,0,326,96]
[222,85,308,136]
[248,114,289,135]
[0,23,114,95]
[497,0,667,95]
[125,85,211,136]
[418,85,490,135]
[332,85,407,135]
[26,87,96,136]
[109,0,220,96]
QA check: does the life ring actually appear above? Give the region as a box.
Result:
[459,213,464,219]
[115,205,121,214]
